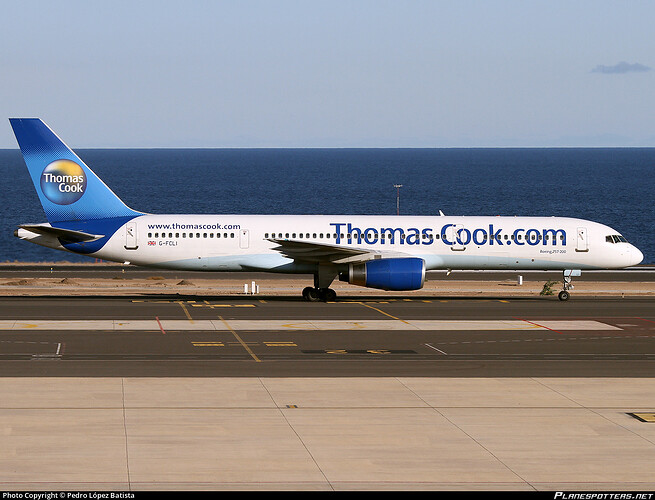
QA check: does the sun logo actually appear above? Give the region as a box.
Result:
[40,160,87,205]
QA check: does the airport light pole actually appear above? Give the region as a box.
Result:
[394,184,402,215]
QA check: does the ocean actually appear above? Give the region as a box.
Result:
[0,148,653,264]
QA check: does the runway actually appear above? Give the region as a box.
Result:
[0,294,654,376]
[1,269,655,490]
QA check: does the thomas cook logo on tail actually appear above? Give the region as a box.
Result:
[40,160,87,205]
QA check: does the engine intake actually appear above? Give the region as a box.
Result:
[341,257,426,291]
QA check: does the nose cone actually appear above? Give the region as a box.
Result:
[628,245,644,266]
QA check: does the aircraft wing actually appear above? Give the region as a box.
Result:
[267,238,409,264]
[19,224,105,243]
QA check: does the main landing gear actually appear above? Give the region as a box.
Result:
[302,264,338,302]
[302,286,337,302]
[558,269,581,301]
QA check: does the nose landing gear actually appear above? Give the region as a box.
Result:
[558,269,581,301]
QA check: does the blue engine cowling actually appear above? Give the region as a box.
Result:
[343,257,426,291]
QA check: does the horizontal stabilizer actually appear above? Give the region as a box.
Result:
[19,224,104,243]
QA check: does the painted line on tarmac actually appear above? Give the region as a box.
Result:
[352,301,413,326]
[176,300,194,324]
[218,315,261,363]
[514,317,564,335]
[155,316,166,335]
[425,343,448,355]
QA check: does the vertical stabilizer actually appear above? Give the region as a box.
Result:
[10,118,142,223]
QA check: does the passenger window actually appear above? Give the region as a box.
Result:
[175,233,179,238]
[148,233,152,238]
[189,233,193,238]
[231,233,235,238]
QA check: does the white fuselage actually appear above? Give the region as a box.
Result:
[52,214,642,272]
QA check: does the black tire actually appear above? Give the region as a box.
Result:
[319,288,337,302]
[305,287,321,302]
[558,290,570,301]
[302,286,313,301]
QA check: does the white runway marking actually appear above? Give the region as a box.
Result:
[0,319,622,331]
[425,343,448,355]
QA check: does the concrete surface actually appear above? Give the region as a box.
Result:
[1,377,654,491]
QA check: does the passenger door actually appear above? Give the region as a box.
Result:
[576,227,588,252]
[124,222,138,250]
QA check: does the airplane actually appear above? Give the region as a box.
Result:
[9,118,644,302]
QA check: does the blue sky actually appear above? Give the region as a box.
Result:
[1,1,653,147]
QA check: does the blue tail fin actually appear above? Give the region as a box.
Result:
[10,118,142,223]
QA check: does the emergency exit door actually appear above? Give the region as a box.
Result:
[239,229,249,249]
[448,224,466,251]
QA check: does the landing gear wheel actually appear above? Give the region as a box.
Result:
[302,287,321,302]
[318,288,337,302]
[558,290,570,301]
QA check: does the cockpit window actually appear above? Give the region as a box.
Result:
[606,234,628,244]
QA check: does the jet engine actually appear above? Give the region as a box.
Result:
[340,257,426,291]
